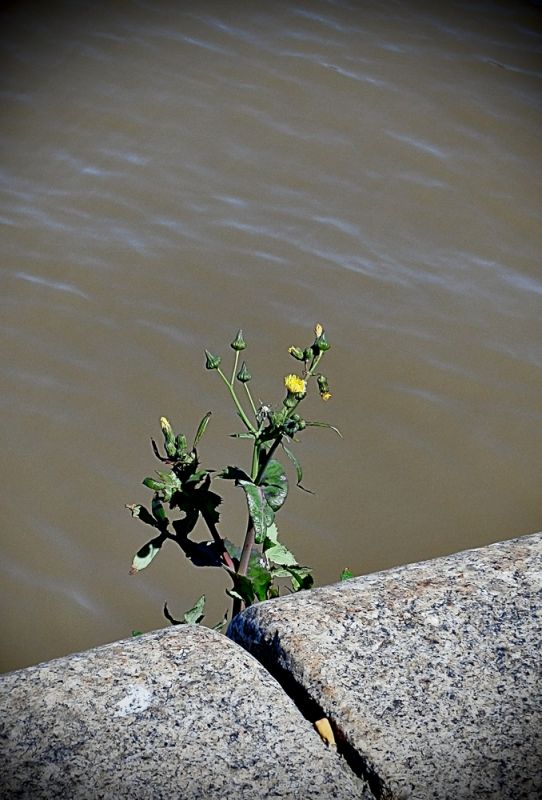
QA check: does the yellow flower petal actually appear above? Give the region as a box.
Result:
[284,374,306,394]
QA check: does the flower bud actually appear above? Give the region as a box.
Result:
[236,361,251,383]
[288,346,305,361]
[160,416,177,457]
[204,349,221,370]
[317,374,332,401]
[317,375,329,393]
[313,331,330,352]
[160,416,174,439]
[314,323,323,338]
[175,432,187,457]
[230,329,246,351]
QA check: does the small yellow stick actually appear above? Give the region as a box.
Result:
[314,717,335,747]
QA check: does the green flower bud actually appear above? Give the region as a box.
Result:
[160,416,177,457]
[288,346,305,361]
[314,331,330,352]
[317,375,330,393]
[230,329,246,351]
[204,349,222,370]
[175,432,187,457]
[317,374,332,401]
[236,361,251,383]
[283,394,298,409]
[303,347,313,361]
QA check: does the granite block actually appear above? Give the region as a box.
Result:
[229,533,542,800]
[0,624,371,799]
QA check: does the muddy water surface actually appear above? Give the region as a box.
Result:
[1,0,541,671]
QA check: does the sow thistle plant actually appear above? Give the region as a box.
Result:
[126,323,340,628]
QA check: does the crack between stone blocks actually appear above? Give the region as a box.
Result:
[234,638,386,800]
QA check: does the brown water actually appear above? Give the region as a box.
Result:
[1,0,541,673]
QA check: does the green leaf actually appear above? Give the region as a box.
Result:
[281,443,315,493]
[264,541,298,567]
[248,563,273,601]
[261,459,288,512]
[211,612,229,632]
[218,465,252,482]
[131,630,143,637]
[183,594,206,624]
[281,443,303,485]
[193,412,212,448]
[129,536,165,574]
[183,469,211,486]
[264,522,279,544]
[340,568,354,581]
[239,480,268,543]
[151,497,168,524]
[143,477,165,492]
[305,421,342,437]
[125,504,158,528]
[286,566,314,592]
[227,574,255,606]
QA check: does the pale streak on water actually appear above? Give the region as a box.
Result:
[1,0,541,672]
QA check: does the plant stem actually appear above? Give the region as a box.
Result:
[217,367,257,434]
[231,349,239,384]
[244,382,258,418]
[238,519,255,577]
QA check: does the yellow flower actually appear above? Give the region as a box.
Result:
[320,391,332,401]
[284,374,306,395]
[314,323,323,337]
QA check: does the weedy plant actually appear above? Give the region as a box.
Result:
[126,323,340,628]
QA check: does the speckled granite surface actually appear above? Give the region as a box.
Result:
[229,533,542,800]
[0,624,371,799]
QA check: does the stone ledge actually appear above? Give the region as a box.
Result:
[229,532,542,800]
[0,624,370,799]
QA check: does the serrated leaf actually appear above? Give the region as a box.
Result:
[264,522,279,544]
[184,469,211,486]
[264,541,298,567]
[260,459,288,512]
[129,536,164,574]
[183,594,206,624]
[286,566,314,592]
[218,465,252,482]
[193,411,212,448]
